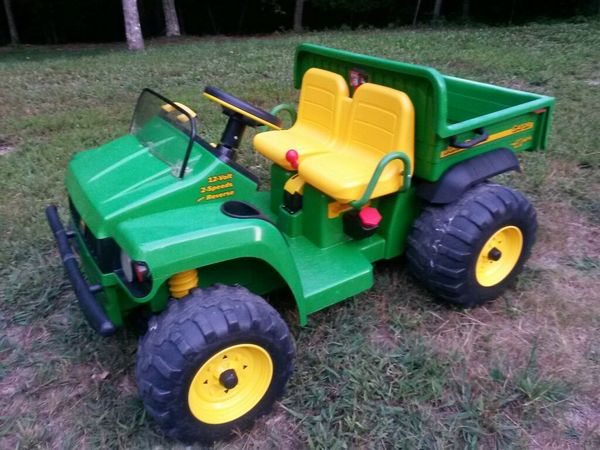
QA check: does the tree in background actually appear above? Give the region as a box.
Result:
[462,0,470,21]
[2,0,600,46]
[162,0,180,37]
[3,0,19,44]
[294,0,305,32]
[432,0,443,23]
[413,0,422,25]
[122,0,144,50]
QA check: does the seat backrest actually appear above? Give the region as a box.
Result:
[296,68,350,139]
[343,83,415,170]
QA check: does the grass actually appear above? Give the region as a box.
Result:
[1,21,599,449]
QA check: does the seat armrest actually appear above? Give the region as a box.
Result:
[350,152,412,209]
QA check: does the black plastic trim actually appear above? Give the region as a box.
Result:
[68,199,120,273]
[45,205,117,336]
[220,201,275,226]
[449,127,489,148]
[114,267,153,298]
[416,148,521,204]
[283,191,303,214]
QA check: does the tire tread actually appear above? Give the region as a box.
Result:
[136,285,294,444]
[407,183,537,306]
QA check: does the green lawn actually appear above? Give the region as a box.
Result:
[1,22,599,449]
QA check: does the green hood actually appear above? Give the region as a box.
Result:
[65,134,225,238]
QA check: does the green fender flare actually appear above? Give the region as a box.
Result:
[113,202,308,322]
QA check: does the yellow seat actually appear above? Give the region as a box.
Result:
[254,68,350,170]
[298,83,415,204]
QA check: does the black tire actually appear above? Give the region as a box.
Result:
[406,183,537,307]
[136,285,295,444]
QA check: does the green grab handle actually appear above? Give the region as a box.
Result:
[270,103,297,125]
[257,103,298,132]
[350,151,412,209]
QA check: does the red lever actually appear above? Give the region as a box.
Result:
[358,207,382,229]
[285,149,299,170]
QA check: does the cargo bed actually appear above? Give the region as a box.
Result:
[295,44,555,182]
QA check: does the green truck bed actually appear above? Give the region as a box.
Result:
[294,44,555,182]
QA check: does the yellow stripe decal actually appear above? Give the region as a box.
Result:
[203,93,282,130]
[441,121,534,158]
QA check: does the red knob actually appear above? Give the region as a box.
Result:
[285,149,299,170]
[359,207,382,228]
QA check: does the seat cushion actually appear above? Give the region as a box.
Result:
[254,68,350,170]
[299,152,405,204]
[296,83,414,203]
[253,123,332,169]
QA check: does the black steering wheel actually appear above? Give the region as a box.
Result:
[203,86,282,130]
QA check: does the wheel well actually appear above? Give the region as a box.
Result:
[195,257,300,321]
[415,148,520,204]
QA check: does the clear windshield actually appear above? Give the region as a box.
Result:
[130,89,196,178]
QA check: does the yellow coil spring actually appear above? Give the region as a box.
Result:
[168,269,198,299]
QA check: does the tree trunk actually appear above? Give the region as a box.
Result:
[3,0,19,44]
[462,0,470,21]
[162,0,180,37]
[412,0,422,26]
[238,1,248,34]
[293,0,305,32]
[206,2,218,34]
[122,0,144,51]
[46,0,58,44]
[432,0,443,23]
[509,0,516,25]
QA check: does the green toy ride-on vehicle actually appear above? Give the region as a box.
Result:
[46,44,554,443]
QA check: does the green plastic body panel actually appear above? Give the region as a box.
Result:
[295,44,555,181]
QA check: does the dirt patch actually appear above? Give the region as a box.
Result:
[369,327,397,350]
[368,291,398,350]
[227,404,305,449]
[0,365,36,397]
[427,200,599,346]
[118,373,137,396]
[421,200,600,446]
[529,397,600,449]
[4,324,51,352]
[563,399,600,443]
[0,135,19,154]
[531,198,600,271]
[0,141,17,155]
[0,360,112,449]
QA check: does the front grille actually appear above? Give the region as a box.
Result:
[69,199,120,273]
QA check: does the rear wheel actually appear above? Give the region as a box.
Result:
[136,285,294,444]
[406,183,537,307]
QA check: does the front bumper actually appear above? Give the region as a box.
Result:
[45,205,117,336]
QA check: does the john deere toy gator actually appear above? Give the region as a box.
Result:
[46,44,554,443]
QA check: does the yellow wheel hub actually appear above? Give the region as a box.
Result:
[476,225,523,287]
[188,344,273,425]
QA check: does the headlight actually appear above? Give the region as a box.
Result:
[120,250,134,283]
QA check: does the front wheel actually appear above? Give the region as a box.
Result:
[406,183,537,307]
[136,285,295,444]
